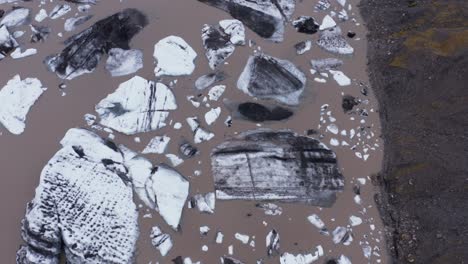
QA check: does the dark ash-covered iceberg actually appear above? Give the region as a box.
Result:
[237,53,306,105]
[211,129,345,207]
[16,128,140,264]
[197,0,295,42]
[44,9,147,80]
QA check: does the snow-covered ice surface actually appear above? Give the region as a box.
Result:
[154,36,197,77]
[0,75,46,135]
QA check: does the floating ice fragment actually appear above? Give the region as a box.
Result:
[195,71,226,90]
[190,192,215,214]
[154,36,197,77]
[186,117,215,143]
[150,226,173,257]
[147,165,189,230]
[337,255,352,264]
[329,70,351,86]
[266,229,280,256]
[205,107,221,125]
[143,135,171,154]
[235,233,249,244]
[292,16,319,34]
[349,215,362,226]
[216,231,224,244]
[49,4,71,19]
[10,47,37,59]
[208,85,226,101]
[257,203,283,216]
[200,226,210,236]
[317,27,354,55]
[96,76,177,135]
[332,226,353,245]
[64,15,92,32]
[0,75,46,135]
[1,7,30,28]
[295,40,312,55]
[34,9,47,22]
[319,15,336,30]
[166,154,184,167]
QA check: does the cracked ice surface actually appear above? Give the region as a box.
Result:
[95,76,177,135]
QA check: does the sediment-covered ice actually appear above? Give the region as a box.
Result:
[202,19,245,69]
[95,76,177,135]
[211,129,345,206]
[154,36,197,77]
[198,0,295,42]
[237,53,306,105]
[292,16,319,34]
[0,75,46,135]
[317,27,354,55]
[266,229,280,256]
[45,9,147,80]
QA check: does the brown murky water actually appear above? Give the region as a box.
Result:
[0,0,388,263]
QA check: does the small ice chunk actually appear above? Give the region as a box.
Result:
[154,36,197,77]
[200,226,210,236]
[150,226,173,257]
[326,124,339,134]
[205,107,221,125]
[208,85,226,101]
[165,154,184,167]
[216,231,224,244]
[266,229,280,256]
[317,27,354,55]
[235,233,249,244]
[0,75,46,135]
[257,203,282,216]
[332,226,353,245]
[64,15,93,32]
[34,9,48,22]
[10,47,37,59]
[106,48,143,77]
[186,117,215,143]
[142,135,171,154]
[319,15,336,30]
[295,40,312,55]
[195,71,226,90]
[349,215,362,226]
[337,255,352,264]
[190,192,215,214]
[307,214,329,235]
[329,70,351,86]
[49,4,71,20]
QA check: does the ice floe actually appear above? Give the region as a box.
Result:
[150,226,173,256]
[0,75,46,135]
[95,76,177,135]
[154,36,197,77]
[237,53,306,105]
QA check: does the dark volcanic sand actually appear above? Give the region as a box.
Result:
[360,0,468,263]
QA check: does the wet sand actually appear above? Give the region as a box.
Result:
[0,0,388,263]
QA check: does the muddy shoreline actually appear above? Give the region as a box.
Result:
[360,0,468,262]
